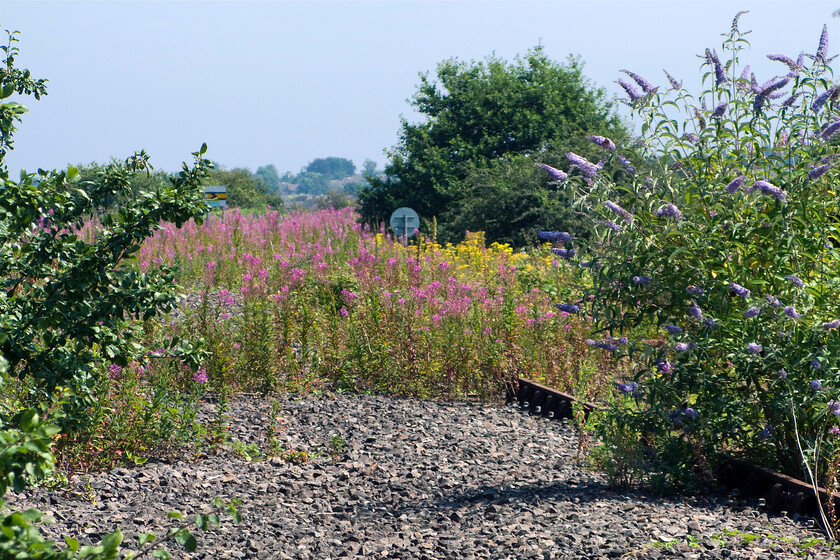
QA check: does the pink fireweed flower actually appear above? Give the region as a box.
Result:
[340,307,349,318]
[108,364,122,380]
[193,367,208,384]
[206,261,216,270]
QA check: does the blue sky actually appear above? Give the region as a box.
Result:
[0,1,836,177]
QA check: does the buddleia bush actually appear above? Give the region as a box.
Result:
[540,15,840,491]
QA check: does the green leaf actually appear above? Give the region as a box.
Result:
[175,529,198,552]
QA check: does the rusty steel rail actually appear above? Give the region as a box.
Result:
[508,378,605,420]
[511,377,839,520]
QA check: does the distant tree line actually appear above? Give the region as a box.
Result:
[74,158,286,212]
[256,157,381,197]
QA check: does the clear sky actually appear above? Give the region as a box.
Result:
[0,1,836,177]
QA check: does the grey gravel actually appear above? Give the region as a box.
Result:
[4,392,838,559]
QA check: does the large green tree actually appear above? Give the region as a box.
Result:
[358,47,630,244]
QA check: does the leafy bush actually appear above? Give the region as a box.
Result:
[550,16,839,490]
[0,30,237,560]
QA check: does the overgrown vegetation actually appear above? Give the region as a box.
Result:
[0,30,239,559]
[547,16,840,498]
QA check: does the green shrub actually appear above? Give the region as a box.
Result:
[549,16,840,490]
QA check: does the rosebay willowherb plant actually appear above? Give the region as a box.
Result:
[541,15,840,492]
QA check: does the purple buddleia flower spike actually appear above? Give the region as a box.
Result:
[705,48,728,85]
[778,369,787,378]
[682,133,700,144]
[782,92,802,108]
[783,305,801,319]
[551,248,569,258]
[730,283,751,298]
[820,120,840,141]
[747,342,763,354]
[736,65,752,91]
[604,200,632,222]
[748,71,759,89]
[587,135,616,150]
[731,10,748,32]
[656,203,682,219]
[816,24,829,62]
[618,156,635,175]
[712,102,727,118]
[599,220,622,232]
[566,152,600,179]
[686,285,704,296]
[754,77,790,112]
[823,319,840,330]
[618,79,644,102]
[752,180,786,201]
[689,304,703,319]
[767,54,799,72]
[702,318,716,328]
[663,324,682,334]
[745,307,761,318]
[766,294,781,307]
[809,164,831,180]
[675,342,691,352]
[785,275,804,287]
[535,163,568,182]
[811,379,822,390]
[620,69,657,94]
[633,275,652,285]
[616,381,638,394]
[556,304,580,314]
[812,87,839,114]
[663,70,682,91]
[693,107,706,130]
[725,176,744,194]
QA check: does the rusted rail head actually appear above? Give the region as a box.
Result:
[509,378,605,420]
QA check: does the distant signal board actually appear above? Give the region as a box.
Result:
[205,186,227,208]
